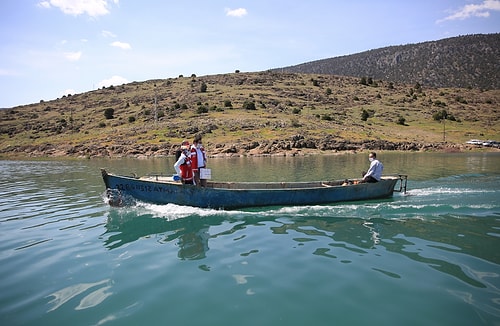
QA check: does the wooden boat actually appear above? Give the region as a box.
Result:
[101,169,407,209]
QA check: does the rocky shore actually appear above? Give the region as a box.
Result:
[1,135,484,159]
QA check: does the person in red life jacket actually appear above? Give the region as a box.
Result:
[173,140,194,185]
[190,134,207,187]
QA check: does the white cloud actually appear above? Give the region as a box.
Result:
[438,0,500,22]
[64,51,82,61]
[38,1,51,9]
[37,0,119,17]
[97,75,129,88]
[110,41,131,50]
[225,7,248,17]
[102,30,117,38]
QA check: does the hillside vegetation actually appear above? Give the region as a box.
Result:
[1,71,498,158]
[278,34,500,90]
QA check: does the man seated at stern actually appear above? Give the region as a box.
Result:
[362,152,383,183]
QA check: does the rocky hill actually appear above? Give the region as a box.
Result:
[276,34,500,90]
[1,70,498,158]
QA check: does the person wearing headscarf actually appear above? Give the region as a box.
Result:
[174,140,194,184]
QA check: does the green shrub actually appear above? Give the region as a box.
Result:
[434,100,447,107]
[242,100,256,110]
[196,105,208,114]
[433,110,444,121]
[104,108,114,119]
[361,109,369,121]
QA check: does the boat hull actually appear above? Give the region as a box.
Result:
[101,169,402,209]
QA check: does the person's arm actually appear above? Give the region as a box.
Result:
[173,154,184,175]
[374,162,383,180]
[363,162,375,180]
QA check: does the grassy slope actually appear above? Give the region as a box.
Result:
[1,72,499,157]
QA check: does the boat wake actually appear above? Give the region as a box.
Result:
[134,202,228,220]
[105,180,499,222]
[407,186,495,197]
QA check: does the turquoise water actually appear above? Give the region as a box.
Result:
[0,153,499,325]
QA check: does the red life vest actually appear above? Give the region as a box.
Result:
[190,146,206,170]
[179,155,193,182]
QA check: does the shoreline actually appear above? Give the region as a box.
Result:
[1,139,497,160]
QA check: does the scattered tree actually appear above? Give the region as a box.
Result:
[433,100,447,107]
[361,109,369,121]
[196,105,208,114]
[242,100,256,110]
[200,82,207,93]
[104,108,114,119]
[433,109,456,121]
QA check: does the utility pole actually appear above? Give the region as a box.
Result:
[154,89,158,124]
[442,118,446,142]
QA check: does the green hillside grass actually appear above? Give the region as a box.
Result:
[1,72,499,158]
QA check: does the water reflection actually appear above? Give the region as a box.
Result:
[176,227,209,260]
[281,215,499,290]
[47,279,112,312]
[103,204,499,291]
[104,209,216,259]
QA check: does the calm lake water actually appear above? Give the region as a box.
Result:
[1,152,499,326]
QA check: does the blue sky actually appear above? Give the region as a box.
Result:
[1,0,499,108]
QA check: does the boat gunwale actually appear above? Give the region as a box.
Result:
[104,169,400,191]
